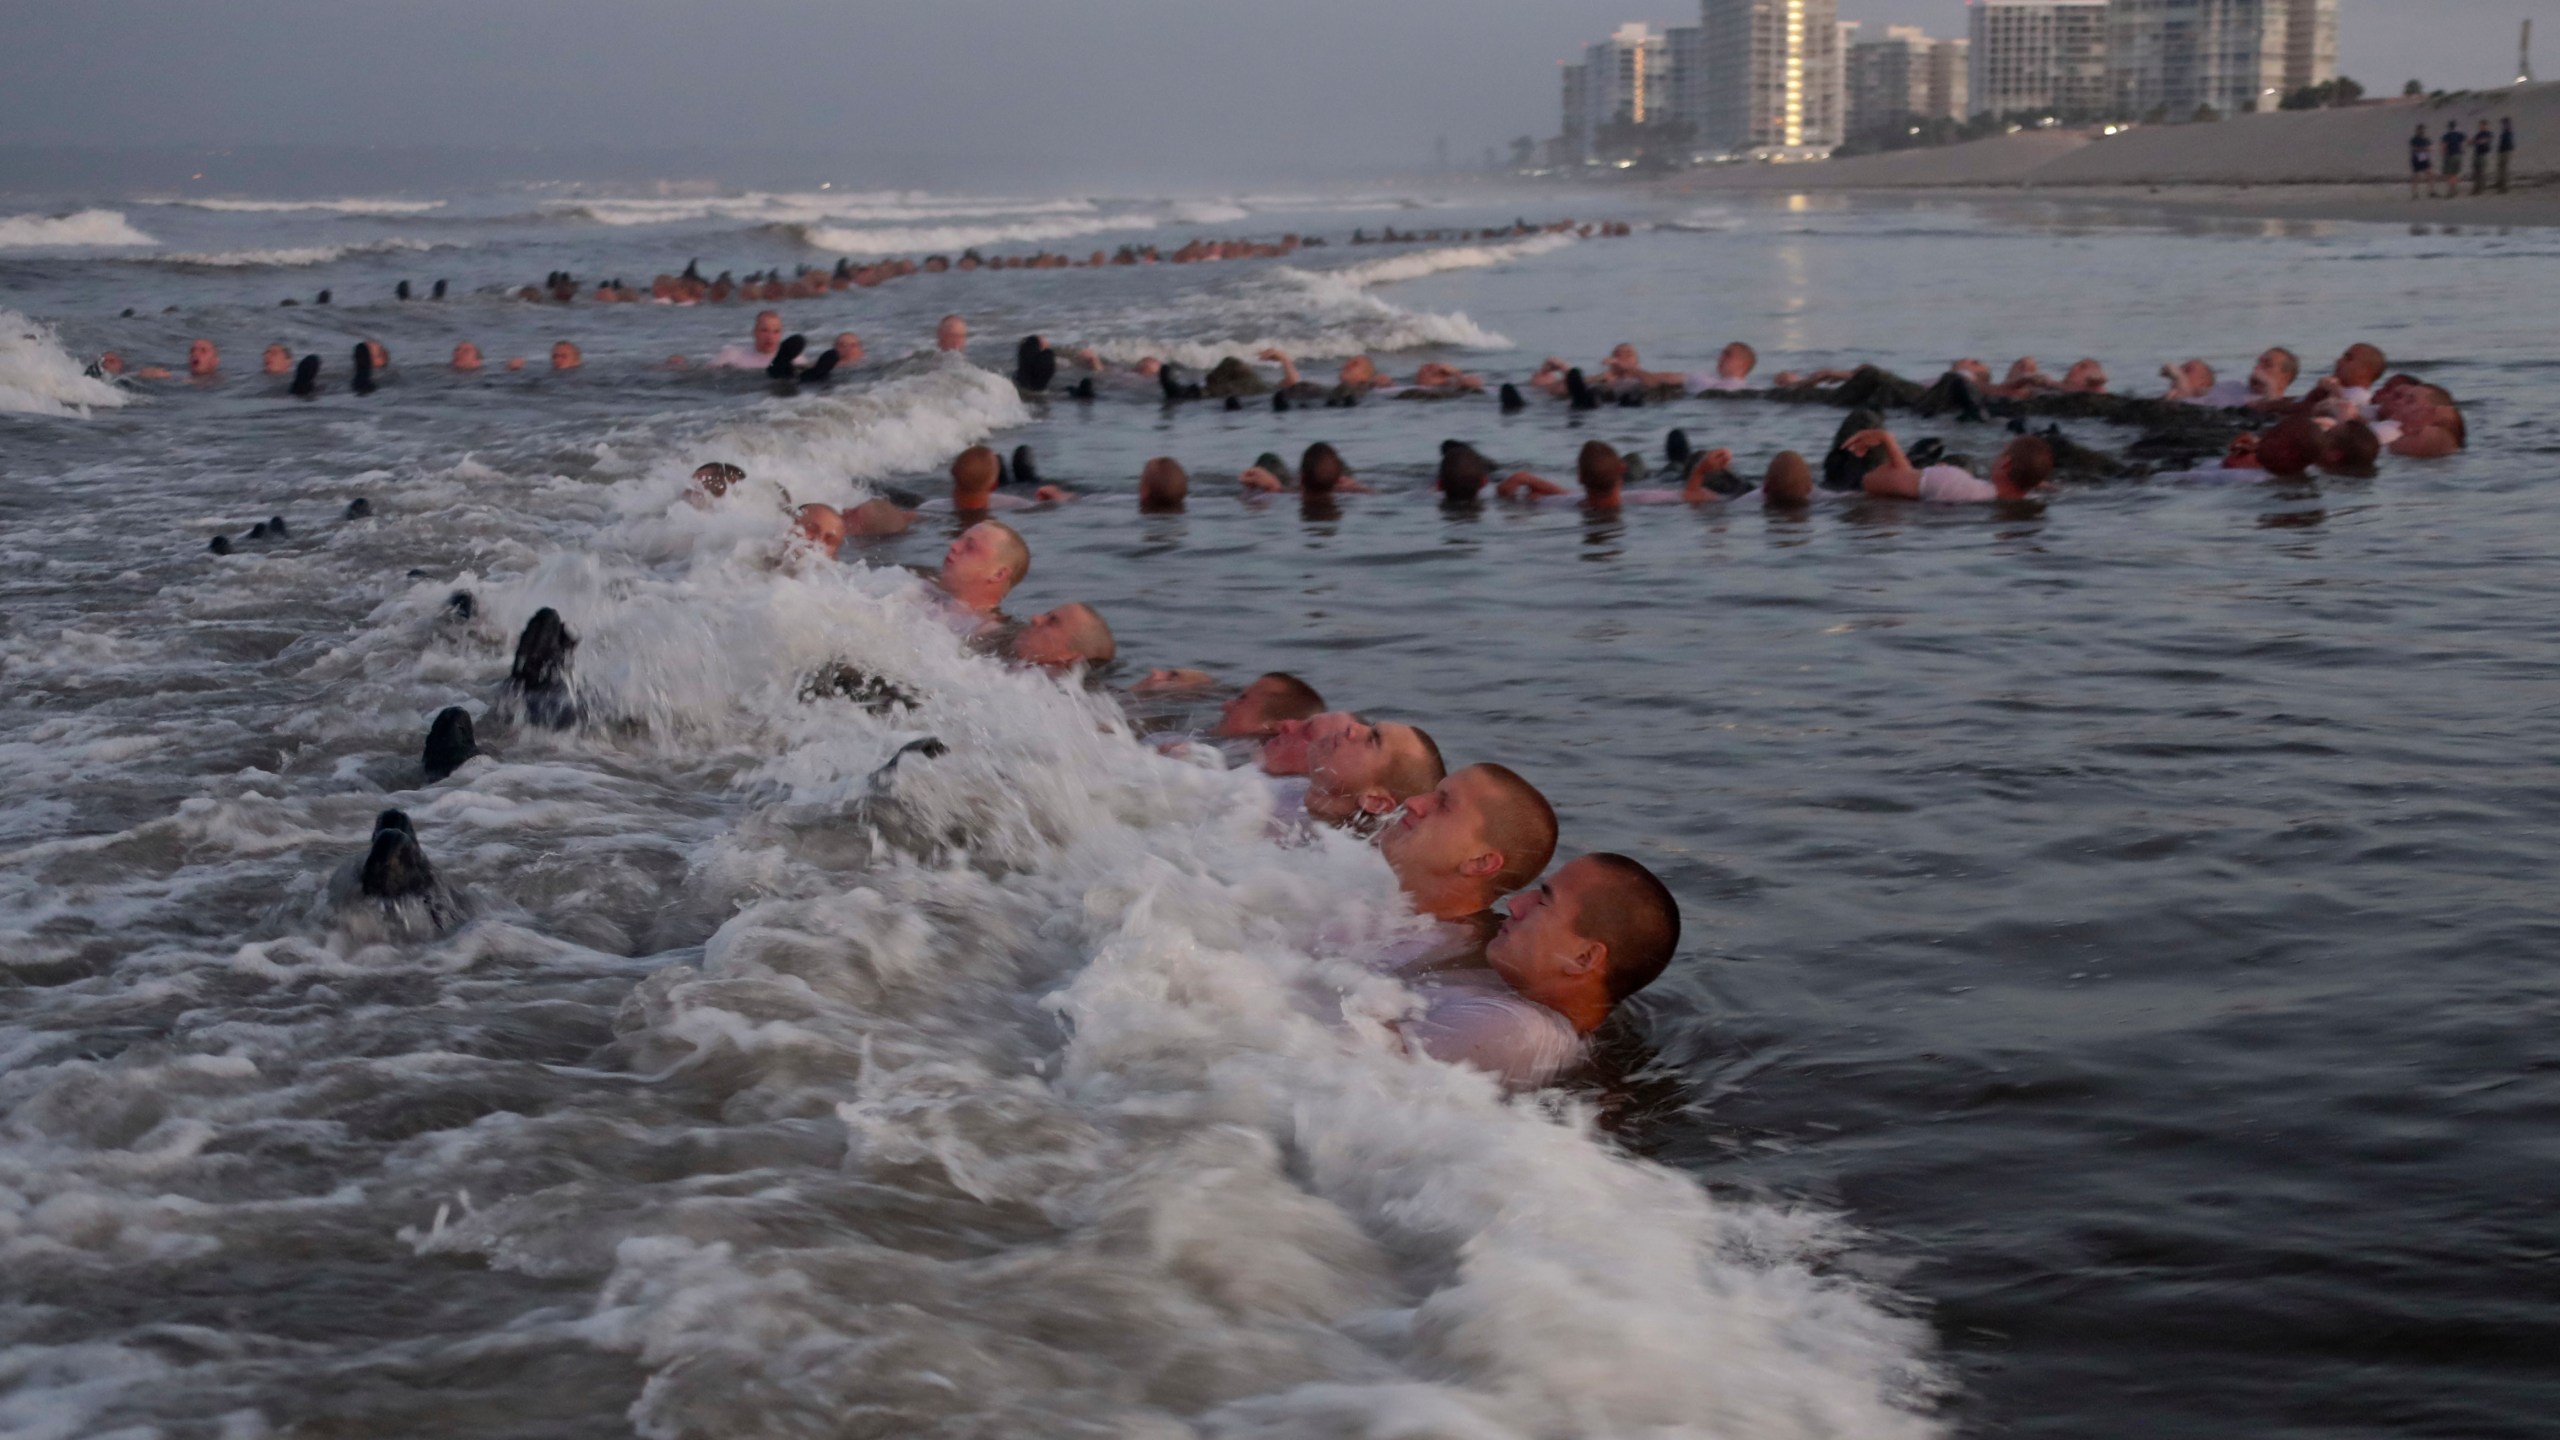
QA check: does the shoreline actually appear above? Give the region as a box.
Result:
[1860,180,2560,228]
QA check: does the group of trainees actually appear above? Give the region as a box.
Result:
[670,460,1677,1089]
[510,218,1607,306]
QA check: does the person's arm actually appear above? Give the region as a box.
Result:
[1131,667,1217,693]
[1336,474,1374,494]
[1239,466,1289,493]
[1032,484,1073,502]
[1845,430,1922,498]
[1255,348,1302,388]
[1680,449,1738,501]
[1496,471,1568,500]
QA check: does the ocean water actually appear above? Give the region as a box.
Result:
[2,181,2556,1440]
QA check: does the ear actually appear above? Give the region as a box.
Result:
[1356,787,1397,817]
[1458,849,1503,880]
[1560,939,1607,978]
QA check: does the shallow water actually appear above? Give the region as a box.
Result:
[3,183,2556,1439]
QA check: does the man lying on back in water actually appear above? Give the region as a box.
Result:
[1388,849,1682,1091]
[929,520,1030,627]
[1256,711,1444,830]
[1377,761,1556,940]
[711,311,786,369]
[1007,602,1116,670]
[918,445,1070,513]
[1132,670,1326,738]
[1842,428,2054,503]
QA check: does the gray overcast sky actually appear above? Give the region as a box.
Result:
[3,0,2551,186]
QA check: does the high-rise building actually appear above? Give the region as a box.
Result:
[1558,60,1590,163]
[1696,0,1845,156]
[1667,25,1713,153]
[1969,0,2111,119]
[1557,23,1672,163]
[2282,0,2338,96]
[2106,0,2291,119]
[1845,24,1970,140]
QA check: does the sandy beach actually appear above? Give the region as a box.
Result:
[1662,80,2560,227]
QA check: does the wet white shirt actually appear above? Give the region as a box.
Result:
[1685,373,1750,394]
[1915,465,2000,503]
[2188,379,2255,409]
[1402,969,1584,1090]
[712,344,776,371]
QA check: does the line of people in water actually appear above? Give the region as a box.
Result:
[503,218,1616,306]
[378,467,1679,1089]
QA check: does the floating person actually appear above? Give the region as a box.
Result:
[1007,602,1116,670]
[452,342,484,372]
[932,520,1030,622]
[1842,428,2056,502]
[793,503,847,559]
[1396,852,1682,1090]
[422,706,479,782]
[1437,442,1495,503]
[1286,712,1446,829]
[1378,762,1558,930]
[261,344,292,376]
[1212,672,1324,738]
[550,341,583,371]
[1138,457,1189,513]
[936,314,969,353]
[712,311,786,369]
[502,608,579,729]
[1687,341,1758,393]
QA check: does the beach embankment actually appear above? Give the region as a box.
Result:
[1664,81,2560,223]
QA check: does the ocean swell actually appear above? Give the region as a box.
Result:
[0,209,157,250]
[0,310,130,417]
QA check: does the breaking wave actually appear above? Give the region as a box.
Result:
[784,213,1145,257]
[151,196,449,215]
[0,208,158,250]
[0,309,130,417]
[132,237,449,269]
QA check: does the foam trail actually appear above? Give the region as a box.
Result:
[1321,232,1579,288]
[557,192,1104,227]
[154,196,448,215]
[788,214,1140,256]
[133,238,446,268]
[0,310,130,417]
[0,209,157,249]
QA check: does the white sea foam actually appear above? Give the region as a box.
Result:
[788,213,1143,257]
[136,237,446,268]
[1168,199,1252,226]
[0,311,130,418]
[153,196,449,215]
[1081,238,1569,366]
[0,209,157,249]
[558,191,1104,228]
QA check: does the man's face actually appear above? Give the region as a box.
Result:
[1011,606,1088,668]
[1607,343,1639,371]
[796,507,844,557]
[99,352,124,376]
[1216,677,1292,739]
[937,316,968,351]
[1486,857,1602,993]
[1717,343,1751,379]
[1379,767,1495,888]
[2064,359,2106,390]
[261,344,291,374]
[834,332,864,364]
[452,342,483,371]
[753,312,783,353]
[2250,350,2292,397]
[187,339,218,374]
[939,523,1011,591]
[1306,715,1427,808]
[551,342,580,370]
[366,341,388,368]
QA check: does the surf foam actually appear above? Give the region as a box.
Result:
[0,209,157,250]
[0,311,130,418]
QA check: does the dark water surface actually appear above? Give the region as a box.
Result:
[5,186,2556,1439]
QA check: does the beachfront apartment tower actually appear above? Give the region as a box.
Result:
[1845,25,1970,141]
[1563,23,1673,162]
[2282,0,2339,95]
[1558,60,1590,164]
[1969,0,2112,119]
[2105,0,2292,119]
[1696,0,1845,157]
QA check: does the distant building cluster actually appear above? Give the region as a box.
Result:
[1549,0,2340,167]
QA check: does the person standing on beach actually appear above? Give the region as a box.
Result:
[2498,117,2516,194]
[2472,121,2494,197]
[2441,121,2467,198]
[2410,124,2434,199]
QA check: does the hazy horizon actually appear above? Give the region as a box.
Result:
[4,0,2553,192]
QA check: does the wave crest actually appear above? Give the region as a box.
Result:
[0,208,157,249]
[0,309,130,417]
